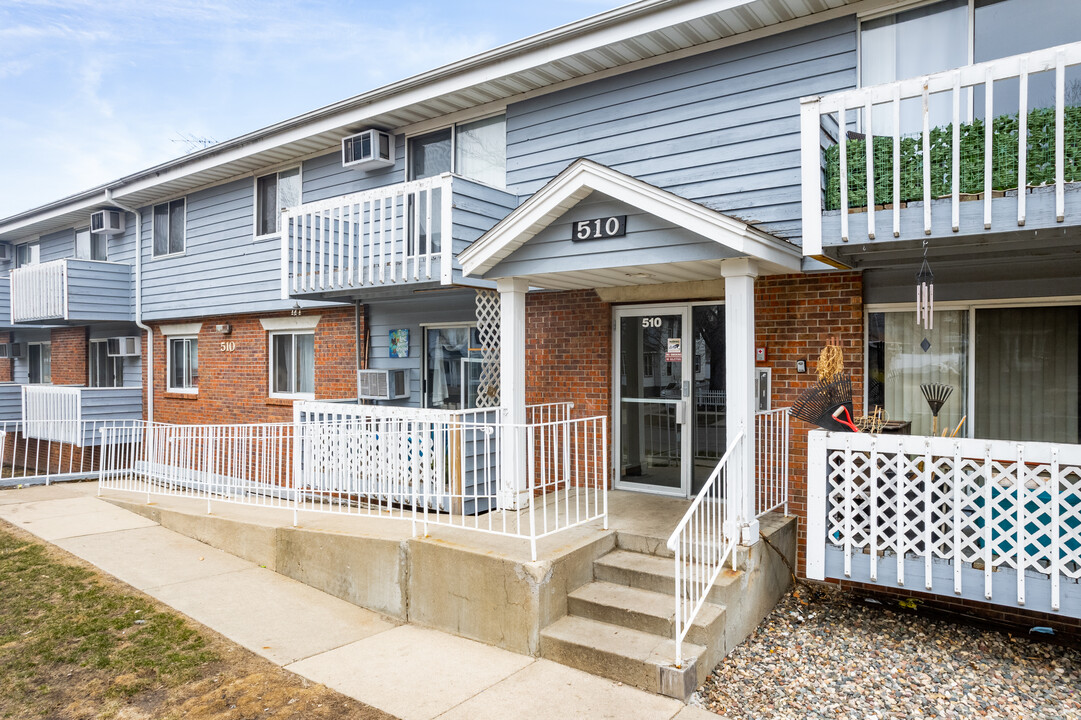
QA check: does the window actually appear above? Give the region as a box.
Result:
[89,340,123,388]
[27,342,51,384]
[255,167,301,237]
[153,199,185,256]
[270,331,314,397]
[168,337,198,392]
[75,228,108,261]
[408,114,506,188]
[643,352,655,378]
[868,302,1081,443]
[15,243,40,268]
[861,0,1081,133]
[423,325,480,410]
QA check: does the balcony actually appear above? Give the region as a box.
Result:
[9,259,133,324]
[801,41,1081,262]
[280,173,518,300]
[20,384,142,446]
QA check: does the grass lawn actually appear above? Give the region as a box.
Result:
[0,521,396,720]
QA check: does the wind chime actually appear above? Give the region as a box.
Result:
[915,239,934,334]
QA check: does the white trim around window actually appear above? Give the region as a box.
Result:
[268,330,315,399]
[253,165,302,241]
[167,336,199,393]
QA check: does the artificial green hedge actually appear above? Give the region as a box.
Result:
[824,106,1081,211]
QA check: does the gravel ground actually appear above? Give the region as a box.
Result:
[697,583,1080,719]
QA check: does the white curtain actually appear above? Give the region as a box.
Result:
[883,310,967,436]
[975,307,1079,443]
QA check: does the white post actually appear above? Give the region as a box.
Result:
[805,430,828,580]
[498,277,529,509]
[721,259,759,545]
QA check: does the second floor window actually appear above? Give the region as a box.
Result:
[75,229,108,261]
[255,167,301,237]
[153,199,185,257]
[27,342,51,384]
[168,337,198,392]
[89,340,123,388]
[408,114,506,188]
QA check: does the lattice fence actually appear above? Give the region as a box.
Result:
[809,432,1081,615]
[475,289,500,408]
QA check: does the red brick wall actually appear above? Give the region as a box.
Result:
[50,326,89,386]
[145,306,359,425]
[524,290,611,420]
[0,332,12,382]
[755,271,864,575]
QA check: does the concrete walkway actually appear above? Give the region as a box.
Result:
[0,482,714,720]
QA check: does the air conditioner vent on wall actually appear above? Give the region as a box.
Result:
[357,369,409,400]
[341,129,395,171]
[91,209,125,236]
[107,336,140,357]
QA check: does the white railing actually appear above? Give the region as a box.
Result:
[281,174,454,297]
[801,41,1081,253]
[666,427,744,668]
[102,422,298,513]
[0,419,144,485]
[22,386,81,445]
[755,407,790,517]
[10,259,67,322]
[101,407,607,562]
[807,431,1081,617]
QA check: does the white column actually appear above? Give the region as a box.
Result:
[722,258,759,545]
[498,277,529,509]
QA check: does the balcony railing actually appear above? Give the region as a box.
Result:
[281,174,518,298]
[21,385,143,446]
[801,41,1081,255]
[9,259,133,324]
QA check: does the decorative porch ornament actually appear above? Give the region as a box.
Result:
[915,240,934,332]
[920,382,953,436]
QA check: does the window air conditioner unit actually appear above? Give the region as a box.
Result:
[90,209,126,236]
[107,336,140,357]
[0,244,12,262]
[357,369,409,400]
[8,343,21,358]
[341,129,394,171]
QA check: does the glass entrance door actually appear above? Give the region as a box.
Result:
[615,306,691,496]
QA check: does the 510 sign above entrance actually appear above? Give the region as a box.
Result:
[572,215,627,241]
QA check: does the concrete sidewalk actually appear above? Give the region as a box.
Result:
[0,482,714,720]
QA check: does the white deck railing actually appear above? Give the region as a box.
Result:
[10,260,67,322]
[801,41,1081,253]
[281,174,454,297]
[101,406,606,562]
[667,427,744,668]
[22,386,81,445]
[807,431,1081,617]
[755,407,790,517]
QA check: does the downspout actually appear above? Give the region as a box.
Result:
[105,190,153,423]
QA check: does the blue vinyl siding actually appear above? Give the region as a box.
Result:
[487,192,739,279]
[505,16,858,244]
[366,291,479,407]
[140,179,344,320]
[65,261,133,322]
[301,138,406,204]
[0,384,21,423]
[450,178,519,258]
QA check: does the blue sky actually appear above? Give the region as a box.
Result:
[0,0,615,218]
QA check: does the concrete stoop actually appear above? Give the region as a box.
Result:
[102,492,795,703]
[539,515,796,702]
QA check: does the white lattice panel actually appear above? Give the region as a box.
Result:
[475,289,500,408]
[820,433,1081,613]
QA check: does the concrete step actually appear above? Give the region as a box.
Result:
[539,615,707,696]
[567,581,724,648]
[593,549,743,609]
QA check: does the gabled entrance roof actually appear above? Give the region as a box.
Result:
[459,159,802,287]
